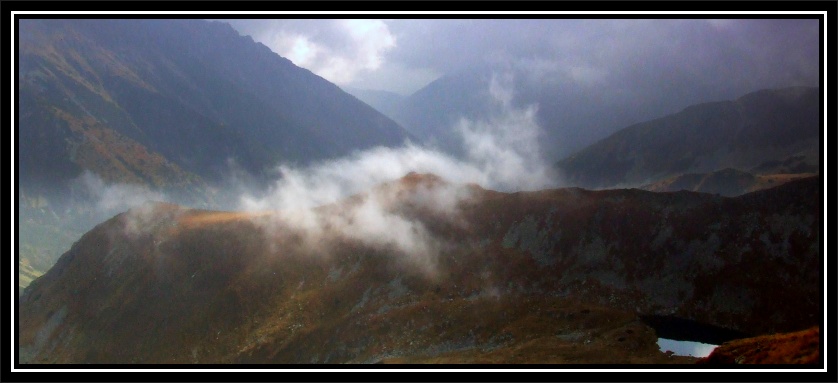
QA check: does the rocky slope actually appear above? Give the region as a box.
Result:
[18,174,821,364]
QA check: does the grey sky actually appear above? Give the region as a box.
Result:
[222,18,820,96]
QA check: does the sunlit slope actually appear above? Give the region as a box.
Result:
[19,174,820,363]
[698,326,820,365]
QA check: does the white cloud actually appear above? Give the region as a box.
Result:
[342,19,396,71]
[253,19,396,85]
[285,34,319,67]
[227,19,819,98]
[75,171,166,215]
[71,171,171,238]
[238,76,558,273]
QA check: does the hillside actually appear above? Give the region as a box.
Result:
[698,326,820,365]
[19,174,821,364]
[18,19,411,190]
[17,18,414,293]
[641,168,817,197]
[391,69,496,156]
[388,66,807,163]
[557,87,820,189]
[342,87,407,125]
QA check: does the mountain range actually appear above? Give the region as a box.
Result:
[352,65,819,165]
[17,19,414,293]
[349,72,819,194]
[16,19,823,366]
[18,173,820,363]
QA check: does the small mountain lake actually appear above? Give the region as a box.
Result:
[641,315,750,357]
[657,337,718,357]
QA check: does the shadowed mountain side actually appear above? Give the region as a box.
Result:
[18,174,820,364]
[343,87,407,125]
[16,18,415,295]
[557,86,820,189]
[641,168,817,197]
[18,19,412,190]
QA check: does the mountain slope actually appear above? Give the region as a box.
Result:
[17,19,415,294]
[641,168,817,197]
[19,174,821,364]
[342,87,407,125]
[392,69,496,156]
[698,326,820,365]
[556,86,820,189]
[18,19,412,189]
[390,65,801,162]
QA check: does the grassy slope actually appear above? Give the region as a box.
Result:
[698,326,820,364]
[18,176,820,364]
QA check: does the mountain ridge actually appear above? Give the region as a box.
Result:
[18,19,413,191]
[556,86,820,189]
[16,18,416,293]
[19,173,821,363]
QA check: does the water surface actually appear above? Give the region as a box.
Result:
[657,337,718,357]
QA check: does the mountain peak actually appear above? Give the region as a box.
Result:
[398,172,447,189]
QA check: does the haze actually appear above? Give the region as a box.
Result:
[223,18,819,97]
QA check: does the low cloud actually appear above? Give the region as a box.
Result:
[59,76,559,275]
[72,171,169,238]
[74,171,166,216]
[228,19,397,85]
[227,19,819,113]
[239,75,558,273]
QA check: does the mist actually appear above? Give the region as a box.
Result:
[242,74,554,209]
[226,19,819,98]
[27,77,556,274]
[73,171,167,216]
[238,76,557,271]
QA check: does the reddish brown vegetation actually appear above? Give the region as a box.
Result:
[697,326,820,364]
[643,168,817,197]
[18,175,821,364]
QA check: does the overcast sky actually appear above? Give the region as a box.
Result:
[222,18,820,96]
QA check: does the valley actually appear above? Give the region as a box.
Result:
[15,18,824,367]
